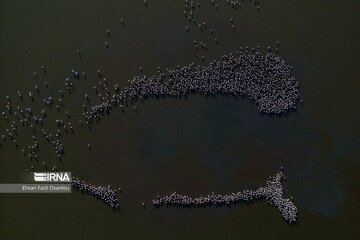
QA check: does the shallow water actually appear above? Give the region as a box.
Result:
[0,1,359,239]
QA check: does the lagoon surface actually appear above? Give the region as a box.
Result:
[0,1,359,239]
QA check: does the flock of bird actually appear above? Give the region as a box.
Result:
[83,47,300,126]
[0,0,299,223]
[71,177,120,210]
[153,170,298,223]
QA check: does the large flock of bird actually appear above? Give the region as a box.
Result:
[153,170,298,224]
[0,0,299,223]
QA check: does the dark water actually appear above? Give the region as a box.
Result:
[0,1,359,239]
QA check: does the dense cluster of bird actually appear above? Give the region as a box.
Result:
[83,47,300,125]
[153,170,298,223]
[71,177,120,210]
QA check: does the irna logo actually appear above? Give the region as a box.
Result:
[33,172,71,182]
